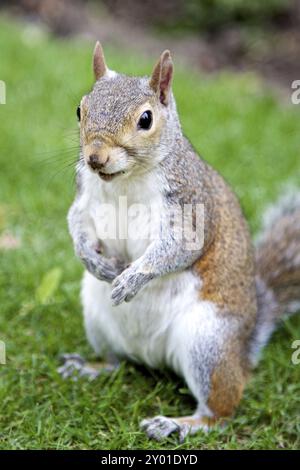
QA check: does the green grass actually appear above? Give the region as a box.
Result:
[0,18,299,450]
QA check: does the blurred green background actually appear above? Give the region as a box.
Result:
[0,0,299,450]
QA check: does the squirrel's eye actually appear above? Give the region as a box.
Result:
[76,105,81,121]
[138,110,152,130]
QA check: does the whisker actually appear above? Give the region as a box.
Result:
[37,148,80,164]
[44,158,79,184]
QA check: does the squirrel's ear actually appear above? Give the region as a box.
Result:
[150,50,173,105]
[93,41,108,80]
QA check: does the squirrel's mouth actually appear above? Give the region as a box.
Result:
[98,170,124,182]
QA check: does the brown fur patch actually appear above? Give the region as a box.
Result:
[176,415,219,428]
[193,169,257,324]
[207,347,249,418]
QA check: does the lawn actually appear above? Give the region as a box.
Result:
[0,18,299,450]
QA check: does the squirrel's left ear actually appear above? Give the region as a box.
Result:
[93,41,108,80]
[150,50,173,105]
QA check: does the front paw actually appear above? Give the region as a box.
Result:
[111,268,152,306]
[77,241,126,282]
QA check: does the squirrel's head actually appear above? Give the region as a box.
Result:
[78,42,177,182]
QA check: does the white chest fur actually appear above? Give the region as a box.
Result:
[80,168,204,371]
[84,169,164,262]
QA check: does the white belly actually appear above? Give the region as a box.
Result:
[82,268,201,370]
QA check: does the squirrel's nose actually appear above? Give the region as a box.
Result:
[88,154,109,170]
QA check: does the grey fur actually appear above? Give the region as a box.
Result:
[250,190,300,364]
[248,276,278,366]
[68,201,126,283]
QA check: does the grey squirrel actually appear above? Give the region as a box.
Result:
[60,42,300,441]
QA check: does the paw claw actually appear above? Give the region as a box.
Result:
[111,282,129,305]
[111,268,147,306]
[57,353,99,381]
[140,416,190,442]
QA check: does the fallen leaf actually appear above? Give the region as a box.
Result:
[35,267,63,304]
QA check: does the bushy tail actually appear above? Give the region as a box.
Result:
[249,191,300,364]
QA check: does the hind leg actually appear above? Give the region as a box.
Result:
[141,302,249,441]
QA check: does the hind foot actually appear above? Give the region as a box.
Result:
[57,353,118,381]
[140,414,214,442]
